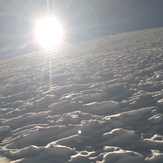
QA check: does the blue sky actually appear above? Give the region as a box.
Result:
[0,0,163,59]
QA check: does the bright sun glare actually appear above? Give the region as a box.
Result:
[35,17,63,48]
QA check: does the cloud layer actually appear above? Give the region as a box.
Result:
[0,27,163,162]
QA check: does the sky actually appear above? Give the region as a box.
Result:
[0,0,163,59]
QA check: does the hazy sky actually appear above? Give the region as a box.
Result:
[0,0,163,59]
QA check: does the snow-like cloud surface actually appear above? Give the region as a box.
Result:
[0,28,163,163]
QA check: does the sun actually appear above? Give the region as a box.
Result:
[34,17,64,48]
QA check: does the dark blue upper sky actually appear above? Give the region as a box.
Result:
[0,0,163,59]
